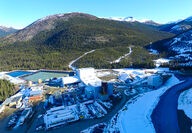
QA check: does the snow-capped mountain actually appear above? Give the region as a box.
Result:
[159,16,192,34]
[107,17,160,26]
[140,19,161,26]
[108,16,137,22]
[0,26,17,38]
[185,16,192,21]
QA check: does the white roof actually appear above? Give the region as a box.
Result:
[77,68,101,87]
[118,73,130,81]
[61,76,80,85]
[30,90,43,96]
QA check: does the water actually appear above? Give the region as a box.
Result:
[22,72,68,82]
[7,71,31,77]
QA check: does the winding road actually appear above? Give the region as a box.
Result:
[110,47,132,64]
[68,50,95,70]
[151,75,192,133]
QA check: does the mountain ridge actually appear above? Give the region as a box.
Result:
[2,12,97,43]
[106,17,161,26]
[158,16,192,34]
[0,26,17,38]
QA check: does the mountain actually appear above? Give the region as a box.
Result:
[159,16,192,34]
[151,29,192,68]
[108,16,137,22]
[165,29,192,65]
[107,17,161,26]
[140,19,161,26]
[0,26,17,38]
[0,12,174,70]
[2,12,97,43]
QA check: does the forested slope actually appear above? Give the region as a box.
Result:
[0,13,174,70]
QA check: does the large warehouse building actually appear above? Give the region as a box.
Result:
[76,68,102,99]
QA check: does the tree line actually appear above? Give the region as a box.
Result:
[0,79,15,102]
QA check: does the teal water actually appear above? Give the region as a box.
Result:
[22,72,68,82]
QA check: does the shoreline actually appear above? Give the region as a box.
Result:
[177,109,192,133]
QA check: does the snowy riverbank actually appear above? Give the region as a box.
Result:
[107,74,181,133]
[178,88,192,119]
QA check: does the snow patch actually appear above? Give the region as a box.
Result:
[149,49,159,55]
[96,71,111,77]
[178,88,192,119]
[0,72,25,84]
[153,58,170,67]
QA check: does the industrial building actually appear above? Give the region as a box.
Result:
[47,76,80,87]
[27,85,43,101]
[14,108,32,128]
[76,68,102,98]
[76,68,113,100]
[61,76,80,86]
[44,105,79,130]
[4,96,23,107]
[98,82,114,101]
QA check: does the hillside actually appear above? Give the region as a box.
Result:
[0,79,15,102]
[151,29,192,69]
[73,46,157,69]
[159,16,192,34]
[0,12,174,70]
[0,26,17,38]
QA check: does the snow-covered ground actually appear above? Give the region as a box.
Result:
[95,68,169,83]
[107,74,182,133]
[153,58,170,67]
[167,29,192,66]
[0,104,5,113]
[0,72,25,84]
[110,47,132,64]
[68,50,95,70]
[81,123,107,133]
[96,71,111,77]
[115,67,169,81]
[149,48,159,55]
[114,68,169,74]
[178,88,192,119]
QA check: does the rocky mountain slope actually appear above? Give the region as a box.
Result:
[2,13,97,43]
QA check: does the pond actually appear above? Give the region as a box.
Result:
[22,72,68,82]
[7,71,32,77]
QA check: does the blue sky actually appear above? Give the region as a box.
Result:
[1,0,192,29]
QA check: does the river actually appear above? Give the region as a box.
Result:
[151,74,192,133]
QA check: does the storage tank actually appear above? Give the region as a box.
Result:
[101,82,108,95]
[28,81,32,87]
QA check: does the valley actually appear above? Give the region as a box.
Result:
[0,10,191,133]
